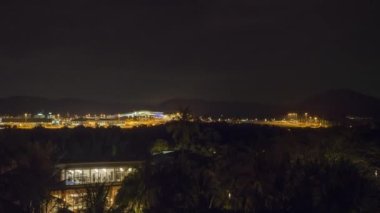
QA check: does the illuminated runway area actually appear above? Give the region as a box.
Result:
[253,120,330,128]
[0,119,170,129]
[0,112,331,129]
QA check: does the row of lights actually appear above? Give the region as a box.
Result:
[69,167,133,173]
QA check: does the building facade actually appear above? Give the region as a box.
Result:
[49,161,142,212]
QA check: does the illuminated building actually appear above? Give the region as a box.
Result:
[49,161,142,212]
[286,113,298,121]
[118,111,164,119]
[34,112,46,119]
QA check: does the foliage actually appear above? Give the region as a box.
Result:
[0,122,380,212]
[84,183,111,213]
[114,123,380,212]
[150,139,169,155]
[0,140,57,212]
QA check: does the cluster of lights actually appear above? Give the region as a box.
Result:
[0,111,176,129]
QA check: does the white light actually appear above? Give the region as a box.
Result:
[120,168,124,172]
[128,168,133,172]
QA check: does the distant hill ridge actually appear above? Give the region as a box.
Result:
[0,90,379,120]
[293,89,380,120]
[157,98,282,117]
[0,96,132,115]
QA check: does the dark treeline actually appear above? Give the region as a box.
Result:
[115,121,380,212]
[0,121,380,212]
[0,125,170,163]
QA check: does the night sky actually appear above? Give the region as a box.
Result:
[1,0,379,104]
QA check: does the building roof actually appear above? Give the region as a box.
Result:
[55,161,143,169]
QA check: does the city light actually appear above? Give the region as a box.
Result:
[0,111,331,129]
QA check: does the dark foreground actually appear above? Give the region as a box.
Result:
[0,122,379,212]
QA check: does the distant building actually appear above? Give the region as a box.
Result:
[345,116,374,128]
[286,113,298,120]
[34,113,46,119]
[119,111,164,119]
[49,161,142,212]
[47,112,54,119]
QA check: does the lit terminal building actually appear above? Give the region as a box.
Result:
[49,161,142,212]
[118,111,165,119]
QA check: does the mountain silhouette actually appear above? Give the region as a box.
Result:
[0,90,379,120]
[293,89,380,120]
[0,96,132,115]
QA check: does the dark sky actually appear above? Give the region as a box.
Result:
[1,0,379,104]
